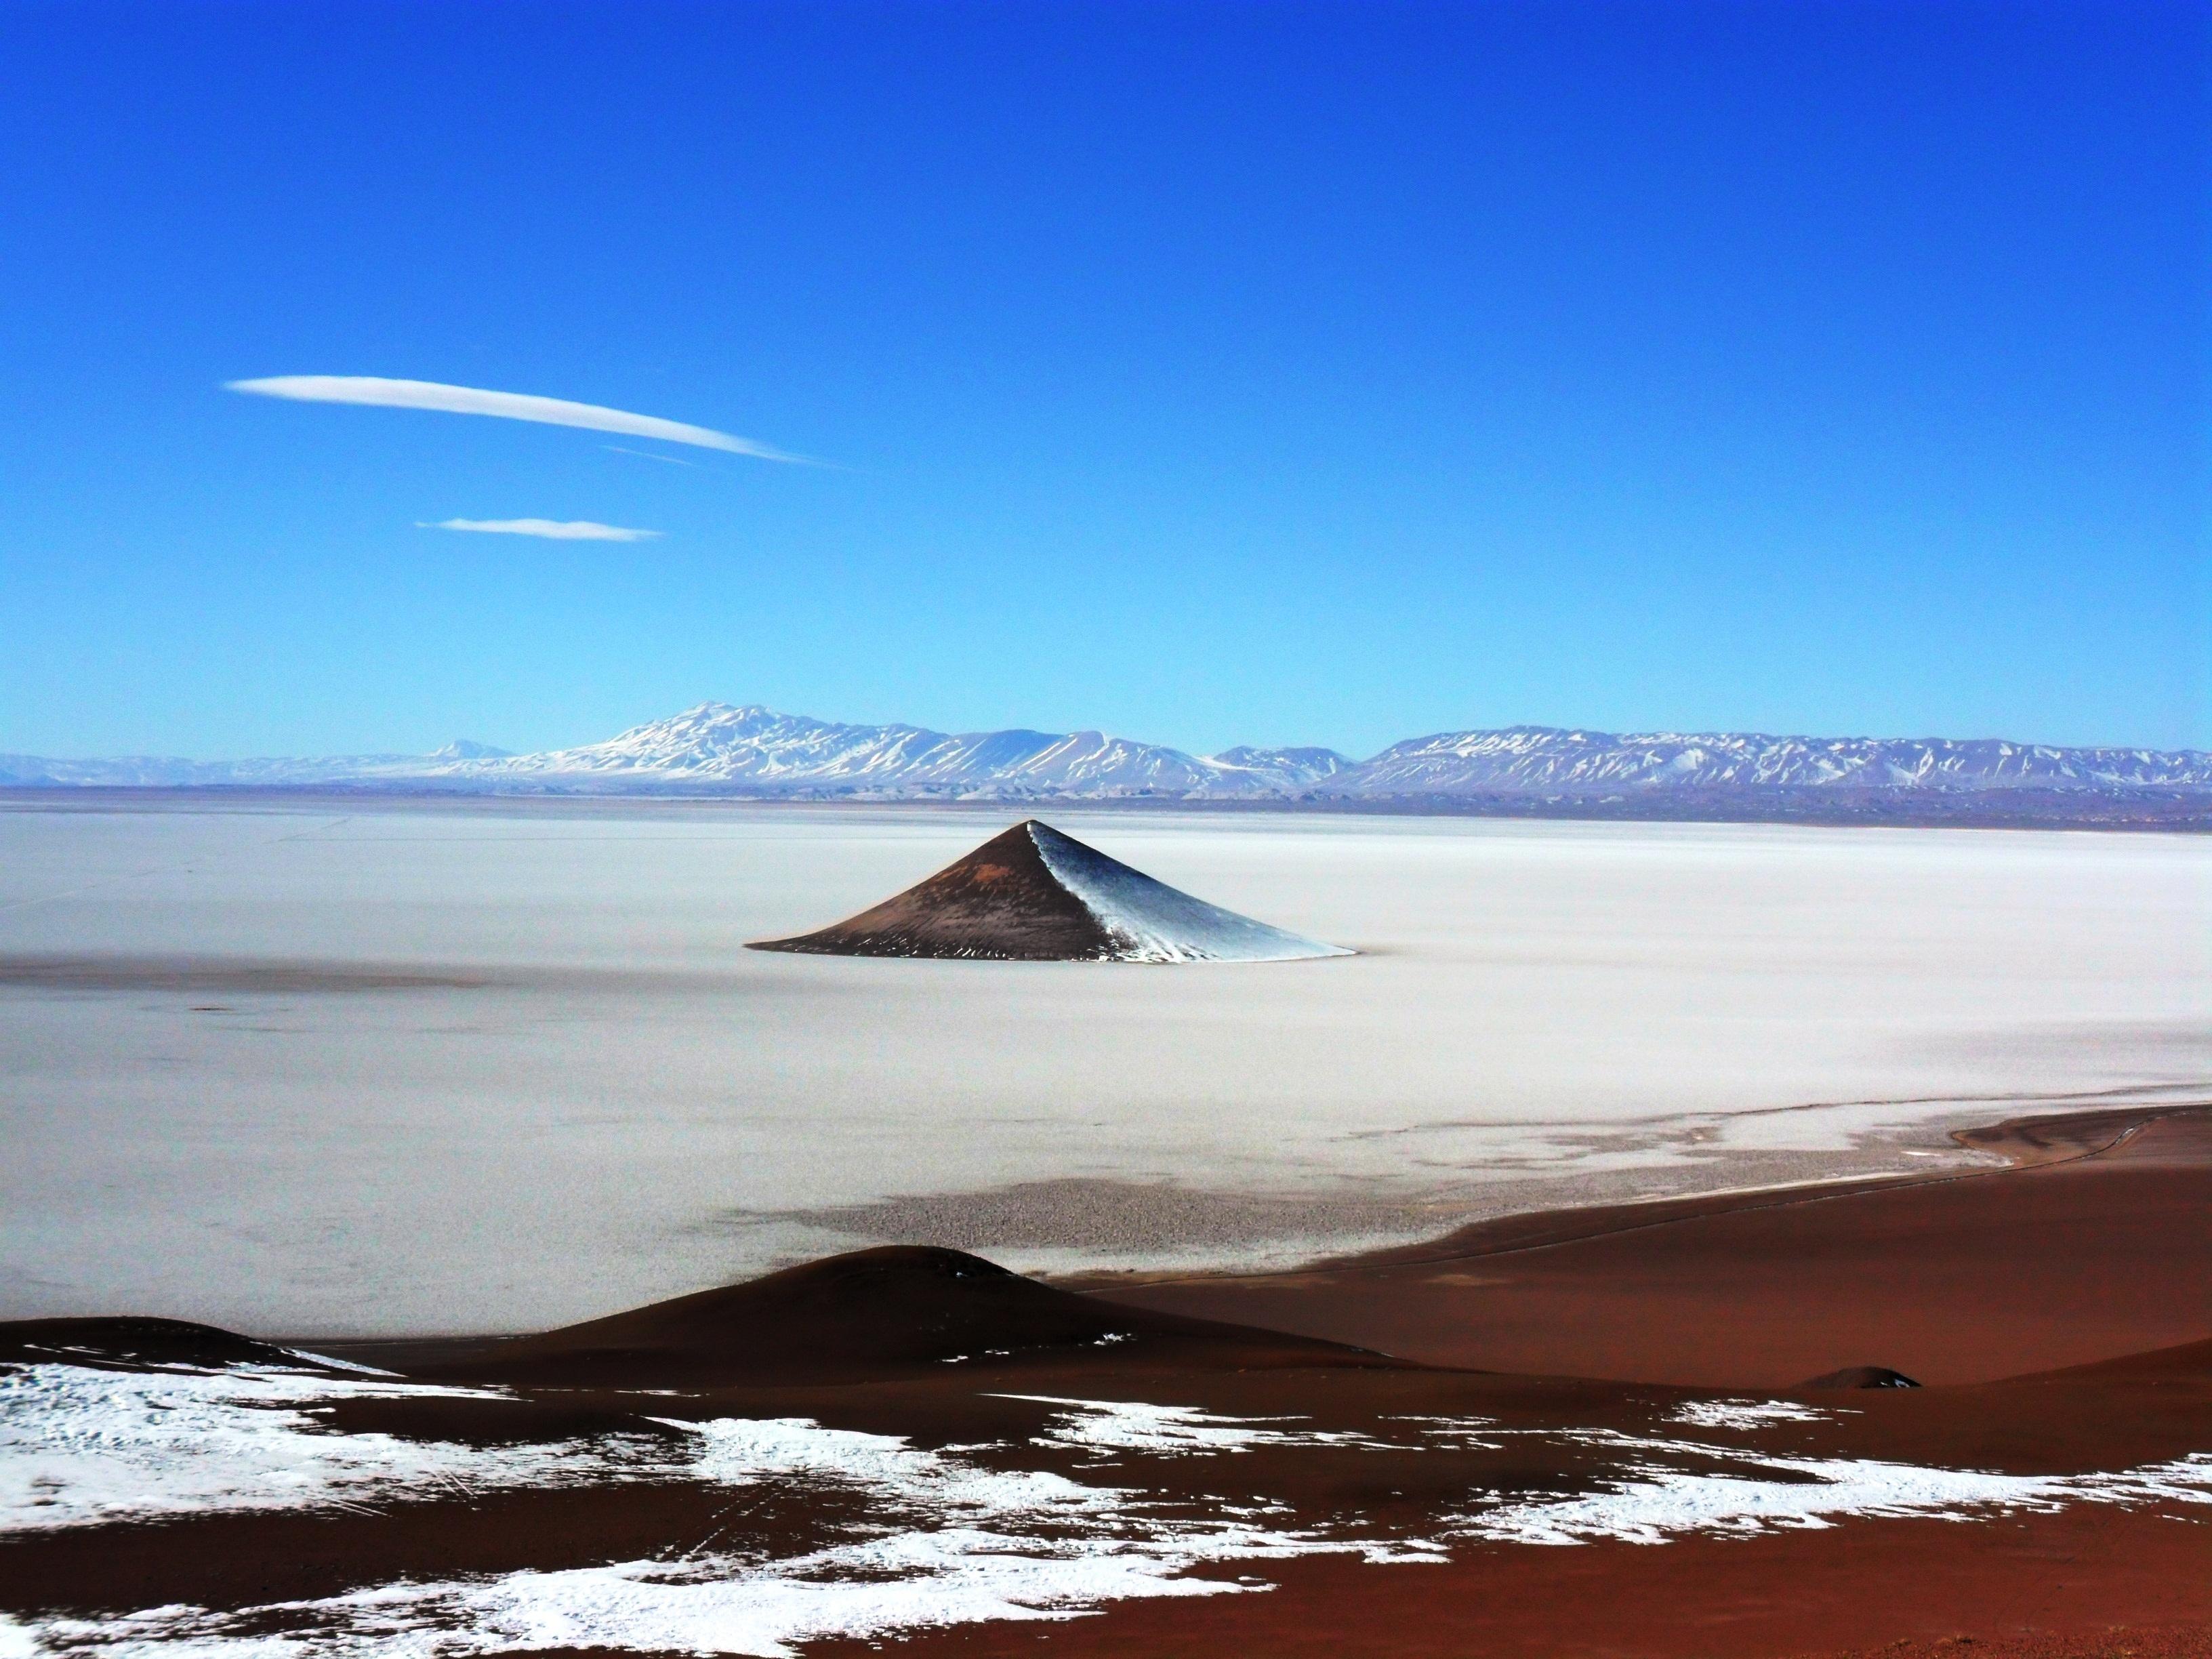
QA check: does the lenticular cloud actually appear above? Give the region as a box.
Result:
[226,375,804,462]
[422,518,661,542]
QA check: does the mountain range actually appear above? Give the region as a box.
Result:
[5,702,2207,825]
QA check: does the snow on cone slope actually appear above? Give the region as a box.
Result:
[1028,823,1351,964]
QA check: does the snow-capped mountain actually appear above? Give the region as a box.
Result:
[5,705,2207,821]
[455,704,1349,798]
[1326,726,2212,796]
[1209,746,1355,791]
[0,708,1352,798]
[0,741,508,788]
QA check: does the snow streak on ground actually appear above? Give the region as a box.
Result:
[36,1525,1436,1659]
[22,1382,1439,1659]
[999,1395,1395,1457]
[1665,1399,1828,1430]
[1452,1435,2212,1547]
[8,1365,2211,1658]
[0,1364,659,1530]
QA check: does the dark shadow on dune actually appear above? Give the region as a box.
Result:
[0,1315,349,1374]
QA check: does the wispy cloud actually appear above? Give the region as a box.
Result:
[419,518,662,542]
[603,444,699,467]
[228,375,806,462]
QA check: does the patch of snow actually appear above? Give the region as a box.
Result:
[0,1364,651,1531]
[14,1363,2211,1659]
[673,1416,1124,1521]
[37,1526,1441,1659]
[31,1414,1443,1659]
[1029,825,1351,963]
[279,1348,402,1377]
[1452,1442,2212,1547]
[998,1396,1395,1457]
[1666,1400,1828,1430]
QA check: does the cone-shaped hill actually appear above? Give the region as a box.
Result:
[748,819,1351,962]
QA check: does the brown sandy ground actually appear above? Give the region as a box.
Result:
[1,1105,2205,1657]
[1821,1631,2212,1659]
[1080,1105,2212,1387]
[808,1507,2212,1659]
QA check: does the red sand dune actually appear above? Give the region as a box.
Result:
[414,1243,1392,1387]
[1086,1107,2212,1387]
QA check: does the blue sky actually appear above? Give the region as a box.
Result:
[3,0,2205,759]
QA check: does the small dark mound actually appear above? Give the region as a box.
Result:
[0,1315,321,1374]
[432,1245,1394,1388]
[1799,1365,1922,1390]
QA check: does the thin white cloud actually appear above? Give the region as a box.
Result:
[228,375,806,462]
[602,444,699,467]
[419,518,661,542]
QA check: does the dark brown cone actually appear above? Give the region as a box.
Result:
[747,821,1116,960]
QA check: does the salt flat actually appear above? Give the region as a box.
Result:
[0,797,2203,1333]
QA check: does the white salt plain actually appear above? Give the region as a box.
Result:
[0,798,2205,1332]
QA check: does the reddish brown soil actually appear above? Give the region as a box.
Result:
[1082,1106,2212,1387]
[1818,1632,2212,1659]
[810,1507,2212,1659]
[4,1103,2206,1657]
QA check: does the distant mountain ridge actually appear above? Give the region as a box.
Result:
[1345,725,2212,795]
[5,703,2208,826]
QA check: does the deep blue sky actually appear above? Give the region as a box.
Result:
[3,0,2205,759]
